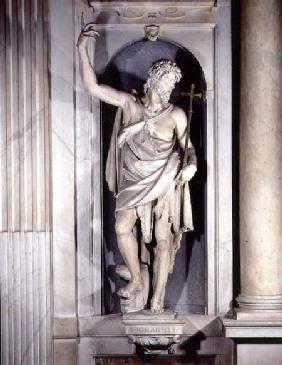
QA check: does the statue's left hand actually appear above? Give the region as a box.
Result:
[176,165,197,185]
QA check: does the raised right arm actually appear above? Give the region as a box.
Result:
[77,24,133,108]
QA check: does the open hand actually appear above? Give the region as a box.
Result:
[77,23,100,48]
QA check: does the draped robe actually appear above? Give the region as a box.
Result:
[106,104,194,271]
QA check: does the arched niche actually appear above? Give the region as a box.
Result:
[100,38,207,315]
[75,16,232,320]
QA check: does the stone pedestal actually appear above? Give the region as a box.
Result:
[236,0,282,319]
[78,314,231,363]
[123,310,185,354]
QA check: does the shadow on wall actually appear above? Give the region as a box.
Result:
[231,0,241,306]
[98,38,207,315]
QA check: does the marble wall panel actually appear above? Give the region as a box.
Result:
[49,0,77,319]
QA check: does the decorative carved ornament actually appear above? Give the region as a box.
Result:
[123,310,185,354]
[89,2,217,26]
[144,25,160,41]
[128,335,180,354]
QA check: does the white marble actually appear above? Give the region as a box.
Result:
[77,314,231,364]
[89,1,217,26]
[75,0,233,318]
[237,344,282,365]
[0,0,50,232]
[54,340,77,365]
[224,318,282,338]
[0,1,52,364]
[75,1,103,315]
[0,232,52,365]
[50,0,77,319]
[237,0,282,317]
[214,5,233,315]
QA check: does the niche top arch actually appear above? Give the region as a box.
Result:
[100,37,206,99]
[88,14,215,90]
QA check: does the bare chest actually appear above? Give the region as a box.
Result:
[145,113,175,141]
[125,103,175,142]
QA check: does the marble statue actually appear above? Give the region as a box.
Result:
[78,24,197,313]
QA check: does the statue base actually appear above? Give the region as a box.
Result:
[123,310,185,354]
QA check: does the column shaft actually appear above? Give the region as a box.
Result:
[237,0,282,317]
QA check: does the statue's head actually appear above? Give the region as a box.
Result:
[144,60,182,105]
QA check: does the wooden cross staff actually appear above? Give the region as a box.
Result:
[181,84,202,167]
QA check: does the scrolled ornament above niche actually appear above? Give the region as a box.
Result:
[159,7,186,19]
[121,7,145,19]
[89,1,216,26]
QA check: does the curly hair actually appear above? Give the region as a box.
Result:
[144,60,182,105]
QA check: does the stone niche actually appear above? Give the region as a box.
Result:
[101,37,206,315]
[75,1,233,363]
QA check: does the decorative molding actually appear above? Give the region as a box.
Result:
[123,310,185,354]
[89,2,217,25]
[128,335,180,354]
[223,318,282,338]
[77,314,225,362]
[236,294,282,312]
[122,8,145,19]
[144,24,160,41]
[159,7,187,18]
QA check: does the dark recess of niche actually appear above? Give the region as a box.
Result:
[99,38,207,315]
[231,0,241,306]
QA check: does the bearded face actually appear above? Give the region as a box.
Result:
[144,60,182,106]
[150,73,177,105]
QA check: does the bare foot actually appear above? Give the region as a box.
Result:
[150,298,164,313]
[117,280,143,299]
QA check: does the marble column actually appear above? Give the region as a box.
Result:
[236,0,282,318]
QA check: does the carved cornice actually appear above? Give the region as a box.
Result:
[89,1,217,26]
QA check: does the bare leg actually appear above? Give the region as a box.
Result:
[151,214,172,313]
[115,208,143,299]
